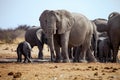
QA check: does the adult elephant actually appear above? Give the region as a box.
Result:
[39,10,96,62]
[92,18,108,32]
[74,21,98,62]
[25,27,47,59]
[107,12,120,62]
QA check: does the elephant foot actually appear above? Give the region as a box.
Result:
[28,60,32,63]
[38,57,44,60]
[17,61,22,63]
[51,58,55,62]
[55,59,63,63]
[88,58,98,63]
[112,60,118,63]
[63,59,70,63]
[23,60,32,63]
[73,59,79,63]
[79,59,88,63]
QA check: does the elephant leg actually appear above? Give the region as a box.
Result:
[29,45,34,59]
[112,44,119,62]
[73,46,81,62]
[17,51,22,62]
[86,48,97,62]
[79,47,87,63]
[38,44,44,59]
[28,51,32,59]
[61,31,70,63]
[108,50,112,62]
[54,44,61,62]
[23,53,27,63]
[68,47,74,59]
[23,53,31,63]
[105,48,109,63]
[26,56,32,63]
[79,41,89,63]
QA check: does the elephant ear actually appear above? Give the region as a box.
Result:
[108,12,119,20]
[40,10,50,30]
[54,10,74,34]
[36,29,42,42]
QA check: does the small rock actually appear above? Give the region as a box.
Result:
[13,72,22,78]
[102,73,105,75]
[54,66,58,68]
[101,70,104,72]
[104,67,110,69]
[73,77,78,80]
[8,72,14,76]
[94,68,98,70]
[113,68,118,71]
[94,72,98,76]
[110,67,113,69]
[112,69,116,72]
[35,74,38,77]
[76,68,81,70]
[88,66,92,68]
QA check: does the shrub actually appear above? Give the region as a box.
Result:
[0,25,31,43]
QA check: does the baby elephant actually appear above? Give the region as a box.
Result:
[97,37,112,62]
[17,41,32,63]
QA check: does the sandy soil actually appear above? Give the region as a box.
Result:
[0,43,120,80]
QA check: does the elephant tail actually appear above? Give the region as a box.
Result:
[108,12,119,20]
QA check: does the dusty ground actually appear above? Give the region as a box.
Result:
[0,42,120,80]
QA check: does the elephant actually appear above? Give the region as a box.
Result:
[92,18,108,32]
[90,21,98,58]
[25,27,48,59]
[97,37,112,62]
[107,12,120,62]
[17,41,32,63]
[39,10,97,63]
[73,21,98,62]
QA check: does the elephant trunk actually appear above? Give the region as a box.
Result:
[48,34,55,62]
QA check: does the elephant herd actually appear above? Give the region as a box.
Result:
[17,10,120,63]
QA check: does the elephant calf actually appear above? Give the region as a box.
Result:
[97,37,112,62]
[17,41,32,63]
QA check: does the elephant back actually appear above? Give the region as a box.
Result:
[92,18,108,32]
[25,27,41,47]
[108,12,120,20]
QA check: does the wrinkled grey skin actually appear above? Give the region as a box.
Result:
[40,10,97,63]
[73,21,98,62]
[17,41,32,63]
[107,12,120,62]
[90,21,98,58]
[25,27,47,59]
[97,37,112,62]
[92,18,108,32]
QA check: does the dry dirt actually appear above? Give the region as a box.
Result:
[0,42,120,80]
